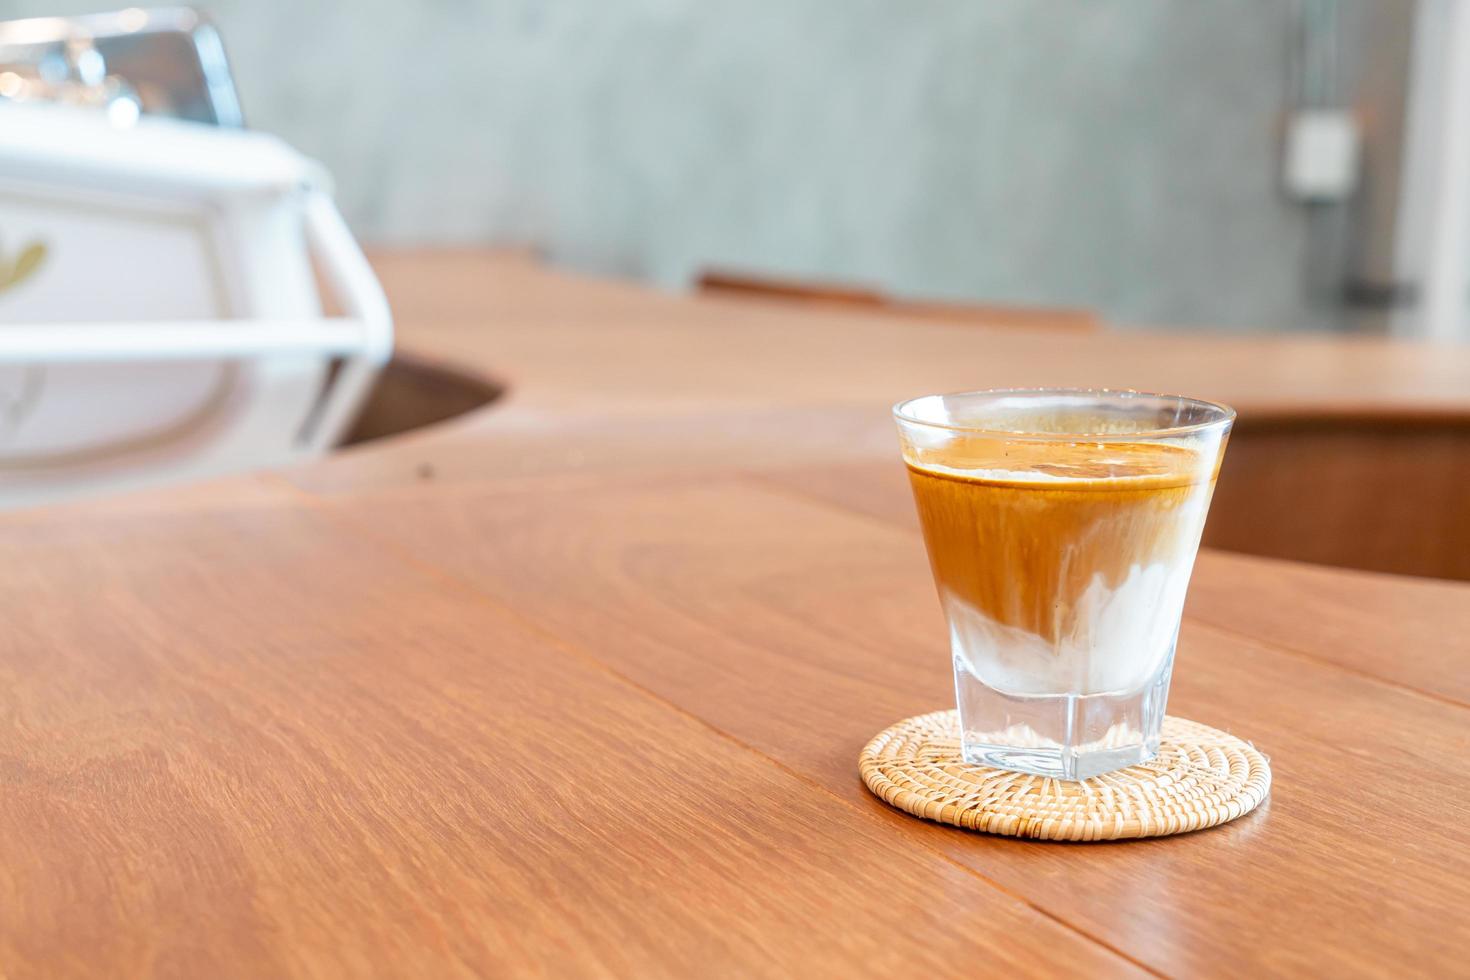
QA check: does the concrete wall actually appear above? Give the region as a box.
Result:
[5,1,1406,330]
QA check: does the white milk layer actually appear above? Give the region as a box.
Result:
[945,555,1197,697]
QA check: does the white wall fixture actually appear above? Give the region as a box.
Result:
[1284,109,1360,203]
[0,103,392,509]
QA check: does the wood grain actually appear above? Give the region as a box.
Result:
[322,475,1470,976]
[288,403,898,498]
[0,505,1134,978]
[1185,550,1470,706]
[4,250,1470,977]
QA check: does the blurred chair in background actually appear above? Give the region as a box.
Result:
[0,10,389,510]
[698,269,1098,332]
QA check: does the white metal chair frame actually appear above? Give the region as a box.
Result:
[0,190,391,455]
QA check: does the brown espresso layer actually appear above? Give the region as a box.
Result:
[905,437,1220,646]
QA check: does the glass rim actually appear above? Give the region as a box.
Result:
[892,387,1236,441]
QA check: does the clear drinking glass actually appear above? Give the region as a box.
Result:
[894,388,1233,779]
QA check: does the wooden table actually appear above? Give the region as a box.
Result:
[4,251,1469,978]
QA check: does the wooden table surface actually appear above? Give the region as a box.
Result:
[4,250,1470,978]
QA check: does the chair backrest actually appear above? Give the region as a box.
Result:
[697,269,1098,331]
[0,105,391,509]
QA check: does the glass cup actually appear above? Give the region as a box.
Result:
[894,388,1233,780]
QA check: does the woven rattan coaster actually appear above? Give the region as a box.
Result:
[860,711,1269,841]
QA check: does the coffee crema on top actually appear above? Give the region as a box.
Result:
[904,436,1224,664]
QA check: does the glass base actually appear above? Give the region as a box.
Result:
[960,737,1159,781]
[954,654,1173,780]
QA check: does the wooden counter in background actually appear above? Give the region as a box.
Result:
[355,251,1470,581]
[1208,410,1470,580]
[3,250,1468,977]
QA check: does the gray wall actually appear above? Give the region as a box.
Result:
[5,1,1405,331]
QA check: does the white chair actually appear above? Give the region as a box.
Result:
[0,104,391,509]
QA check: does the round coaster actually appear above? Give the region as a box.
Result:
[860,711,1270,841]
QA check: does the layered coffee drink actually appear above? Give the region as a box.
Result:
[894,390,1232,779]
[906,437,1219,696]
